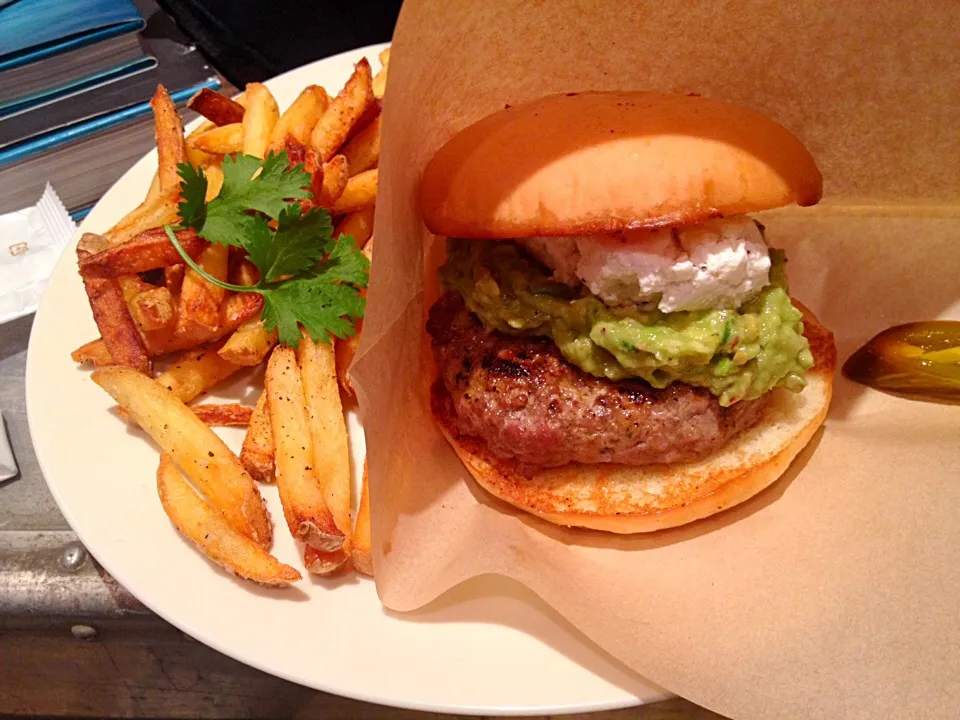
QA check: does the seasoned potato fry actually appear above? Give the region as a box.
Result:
[218,320,278,366]
[297,336,352,554]
[186,118,215,141]
[150,85,187,193]
[145,170,162,204]
[187,88,245,126]
[175,244,229,336]
[192,403,254,427]
[304,544,348,576]
[77,235,150,373]
[230,258,260,287]
[379,47,391,66]
[129,285,176,332]
[311,58,374,163]
[165,264,185,295]
[334,326,361,397]
[241,82,280,159]
[105,191,180,246]
[268,85,328,152]
[204,163,225,201]
[71,338,114,366]
[78,228,204,279]
[92,367,271,546]
[240,390,274,483]
[265,347,343,551]
[333,207,375,249]
[142,291,263,357]
[341,114,381,175]
[372,66,388,100]
[316,154,349,208]
[186,144,221,169]
[330,168,377,215]
[156,454,298,587]
[190,123,243,155]
[351,461,373,576]
[155,344,243,404]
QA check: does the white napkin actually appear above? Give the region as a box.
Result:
[0,411,16,482]
[0,184,76,324]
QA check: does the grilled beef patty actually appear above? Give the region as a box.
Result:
[427,292,769,468]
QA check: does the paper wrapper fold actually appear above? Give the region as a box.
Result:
[351,2,960,717]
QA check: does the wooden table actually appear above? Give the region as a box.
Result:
[0,313,723,719]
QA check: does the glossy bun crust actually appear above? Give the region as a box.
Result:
[420,91,822,240]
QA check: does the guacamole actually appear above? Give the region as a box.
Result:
[440,238,814,406]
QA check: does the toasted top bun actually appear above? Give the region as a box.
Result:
[420,91,822,239]
[433,304,836,534]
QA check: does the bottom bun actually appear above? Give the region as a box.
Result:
[436,304,836,534]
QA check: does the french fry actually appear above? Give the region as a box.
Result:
[129,285,176,332]
[186,144,221,168]
[240,390,274,483]
[297,335,352,558]
[155,344,244,404]
[156,454,298,587]
[218,320,278,366]
[78,228,204,279]
[204,163,225,201]
[378,47,391,67]
[186,117,215,141]
[351,461,373,576]
[304,545,349,576]
[175,244,229,336]
[265,347,343,551]
[334,326,362,397]
[230,258,260,287]
[165,264,185,295]
[241,82,280,160]
[192,403,254,427]
[92,367,271,546]
[144,292,263,356]
[190,123,243,155]
[330,168,377,215]
[315,154,349,209]
[71,338,113,366]
[372,65,388,100]
[150,85,187,193]
[77,235,150,373]
[341,114,381,175]
[268,85,328,152]
[310,58,374,163]
[187,88,245,126]
[333,207,374,248]
[105,191,180,246]
[334,238,372,397]
[145,170,162,204]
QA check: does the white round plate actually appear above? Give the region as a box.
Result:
[26,44,668,715]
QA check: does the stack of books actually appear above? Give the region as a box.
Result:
[0,0,223,216]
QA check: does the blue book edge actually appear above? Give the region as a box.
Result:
[0,55,157,117]
[0,79,222,166]
[0,19,145,72]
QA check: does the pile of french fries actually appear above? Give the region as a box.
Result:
[72,48,390,587]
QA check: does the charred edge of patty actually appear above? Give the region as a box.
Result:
[427,292,771,470]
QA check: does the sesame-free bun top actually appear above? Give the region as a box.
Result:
[420,91,823,239]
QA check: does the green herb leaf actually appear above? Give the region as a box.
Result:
[248,204,332,283]
[171,151,368,347]
[261,274,366,346]
[176,163,208,229]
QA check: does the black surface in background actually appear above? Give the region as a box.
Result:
[157,0,403,85]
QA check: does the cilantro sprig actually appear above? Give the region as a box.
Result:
[164,151,369,346]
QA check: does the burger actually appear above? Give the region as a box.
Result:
[419,91,836,533]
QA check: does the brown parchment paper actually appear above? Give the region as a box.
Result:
[351,1,960,717]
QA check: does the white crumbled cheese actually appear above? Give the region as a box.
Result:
[519,215,771,313]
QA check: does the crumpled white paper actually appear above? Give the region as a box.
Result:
[0,411,17,482]
[0,184,75,325]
